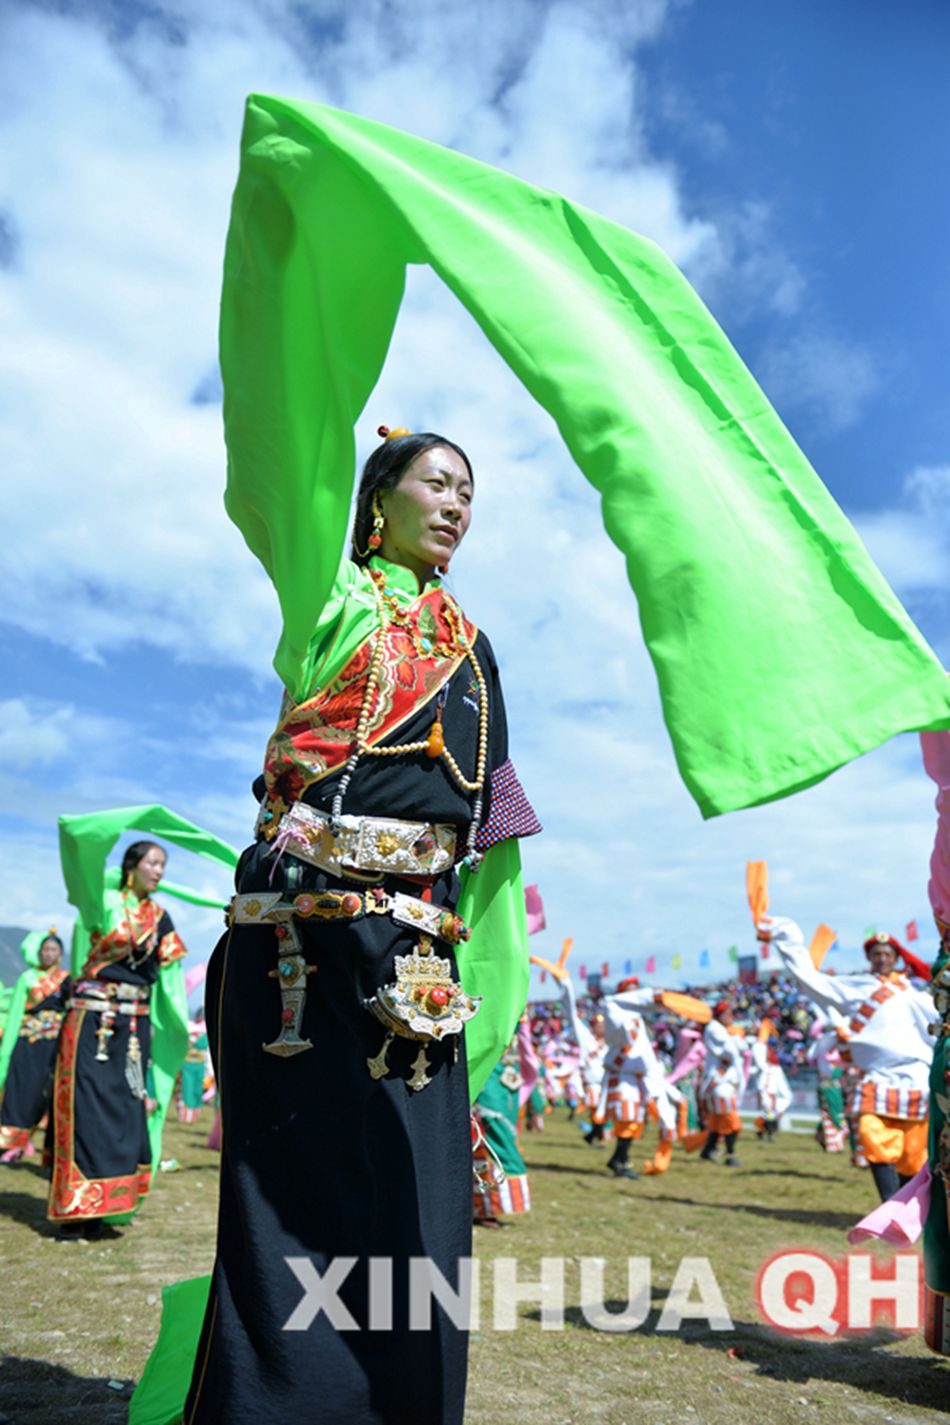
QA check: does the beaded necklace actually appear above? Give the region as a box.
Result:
[121,890,156,969]
[329,567,488,869]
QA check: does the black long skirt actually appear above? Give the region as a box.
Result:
[48,1006,152,1220]
[185,850,472,1425]
[0,1023,61,1150]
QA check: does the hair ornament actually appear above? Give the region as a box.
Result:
[377,424,413,441]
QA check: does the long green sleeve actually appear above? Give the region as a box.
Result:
[58,804,239,935]
[220,94,950,817]
[0,972,33,1093]
[455,838,530,1101]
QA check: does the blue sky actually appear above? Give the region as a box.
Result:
[1,0,948,994]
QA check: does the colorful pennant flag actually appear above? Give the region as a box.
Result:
[699,948,710,968]
[524,884,546,936]
[658,991,711,1024]
[906,919,919,942]
[645,955,657,974]
[760,943,771,960]
[808,923,837,971]
[671,952,682,970]
[624,959,633,975]
[746,860,769,926]
[579,964,587,980]
[601,961,609,977]
[727,945,738,963]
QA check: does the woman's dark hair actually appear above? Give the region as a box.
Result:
[121,840,164,885]
[40,933,64,954]
[350,431,473,564]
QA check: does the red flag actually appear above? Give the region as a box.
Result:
[540,969,547,984]
[601,961,609,977]
[906,919,918,942]
[645,955,656,974]
[760,943,770,960]
[524,884,546,936]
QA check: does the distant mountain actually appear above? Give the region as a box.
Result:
[0,926,31,985]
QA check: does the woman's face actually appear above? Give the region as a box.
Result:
[129,845,167,898]
[379,446,473,584]
[38,937,62,969]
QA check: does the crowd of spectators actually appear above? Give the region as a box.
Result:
[527,970,825,1078]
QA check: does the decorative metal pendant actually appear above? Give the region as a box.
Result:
[264,919,317,1057]
[408,1047,432,1092]
[367,1030,395,1080]
[363,934,480,1090]
[365,941,480,1042]
[125,1032,147,1100]
[94,1007,116,1062]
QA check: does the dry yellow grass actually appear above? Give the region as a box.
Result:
[0,1113,946,1424]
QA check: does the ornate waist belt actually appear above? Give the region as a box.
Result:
[20,1009,65,1039]
[72,980,150,1009]
[70,982,150,1096]
[264,801,457,882]
[230,887,470,945]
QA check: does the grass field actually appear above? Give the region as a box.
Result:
[0,1112,946,1425]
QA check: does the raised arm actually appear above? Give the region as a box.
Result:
[766,915,857,1014]
[557,974,597,1062]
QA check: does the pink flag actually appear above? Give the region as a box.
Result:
[906,919,918,942]
[848,1164,931,1246]
[524,884,546,936]
[645,955,656,974]
[185,962,208,996]
[579,963,587,979]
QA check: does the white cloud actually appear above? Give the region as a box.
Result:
[756,328,880,435]
[707,199,807,319]
[0,698,127,769]
[852,464,950,598]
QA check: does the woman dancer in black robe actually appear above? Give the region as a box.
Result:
[185,431,539,1425]
[48,841,186,1239]
[0,933,69,1162]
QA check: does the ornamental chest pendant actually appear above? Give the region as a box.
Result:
[364,934,481,1091]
